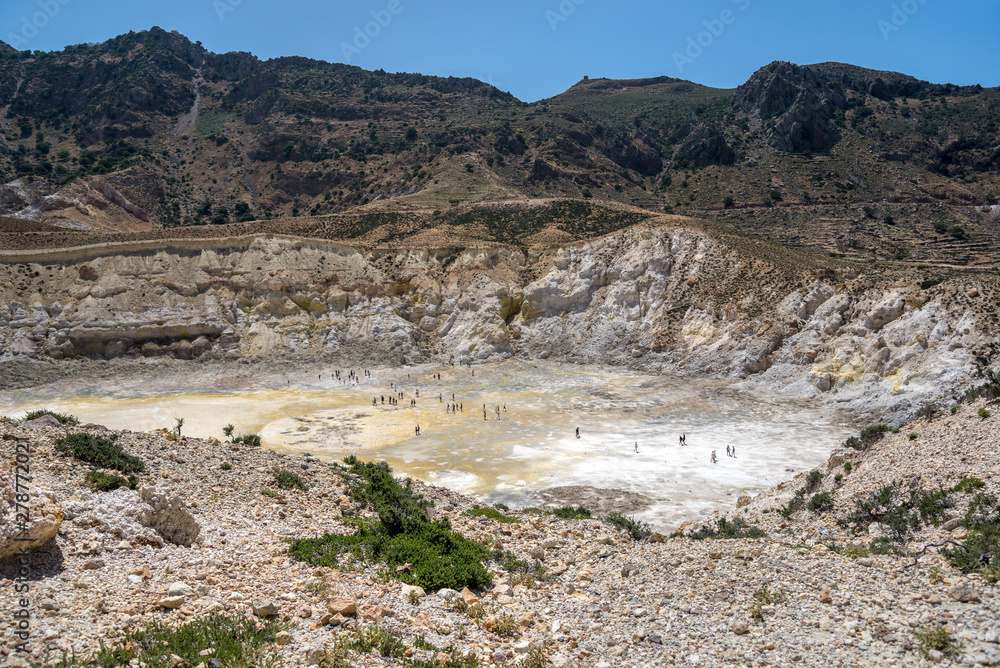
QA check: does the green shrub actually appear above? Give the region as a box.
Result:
[232,433,262,447]
[54,433,146,474]
[779,489,806,518]
[287,456,491,591]
[273,468,309,491]
[89,611,282,667]
[685,517,765,540]
[220,461,232,471]
[807,492,834,512]
[978,407,991,419]
[551,505,592,520]
[843,462,853,473]
[912,625,962,659]
[944,492,1000,577]
[950,406,958,415]
[85,470,137,493]
[349,625,405,658]
[805,469,824,492]
[844,424,890,450]
[844,482,952,541]
[950,477,985,494]
[909,433,918,441]
[753,584,788,604]
[604,512,652,540]
[834,473,843,484]
[464,507,518,524]
[24,409,79,425]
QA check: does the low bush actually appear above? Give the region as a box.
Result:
[348,625,405,658]
[913,625,962,660]
[978,407,991,419]
[24,409,79,425]
[842,482,952,541]
[232,433,262,447]
[807,492,834,512]
[604,512,652,540]
[944,491,1000,580]
[844,424,890,450]
[464,507,518,523]
[85,470,137,493]
[685,516,765,540]
[805,469,824,493]
[950,477,985,494]
[273,468,309,491]
[551,506,592,520]
[54,433,146,474]
[287,456,491,591]
[779,489,806,518]
[86,611,282,667]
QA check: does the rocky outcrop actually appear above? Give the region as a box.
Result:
[139,486,200,547]
[0,470,63,559]
[61,485,199,548]
[670,124,736,168]
[733,61,848,153]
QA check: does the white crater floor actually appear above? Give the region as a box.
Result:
[0,360,854,531]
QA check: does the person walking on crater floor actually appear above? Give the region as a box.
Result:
[575,427,580,439]
[634,442,639,453]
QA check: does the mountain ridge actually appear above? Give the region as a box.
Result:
[0,27,998,268]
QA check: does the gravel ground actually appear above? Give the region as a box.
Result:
[1,399,999,667]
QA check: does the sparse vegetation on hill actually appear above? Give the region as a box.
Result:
[1,29,999,266]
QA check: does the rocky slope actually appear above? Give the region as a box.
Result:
[1,398,998,666]
[1,218,997,423]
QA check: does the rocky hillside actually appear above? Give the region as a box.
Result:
[1,394,998,666]
[0,217,997,423]
[0,29,999,265]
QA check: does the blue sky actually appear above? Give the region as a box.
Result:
[2,0,997,101]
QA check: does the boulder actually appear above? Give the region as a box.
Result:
[0,472,63,559]
[139,486,201,547]
[140,342,164,357]
[327,597,357,616]
[253,599,279,618]
[24,414,61,428]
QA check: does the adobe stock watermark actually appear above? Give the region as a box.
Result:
[340,0,405,62]
[4,0,72,50]
[214,0,244,22]
[546,0,587,31]
[672,0,751,75]
[877,0,929,40]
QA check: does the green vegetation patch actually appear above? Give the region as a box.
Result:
[273,468,309,491]
[54,433,146,474]
[839,482,953,542]
[24,409,79,425]
[85,470,137,493]
[464,507,518,524]
[604,511,652,540]
[943,491,1000,582]
[58,611,283,668]
[683,516,766,540]
[913,625,962,660]
[287,456,491,591]
[551,505,593,520]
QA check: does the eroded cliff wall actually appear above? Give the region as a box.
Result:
[1,227,996,422]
